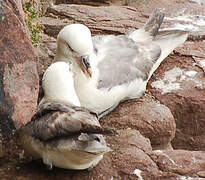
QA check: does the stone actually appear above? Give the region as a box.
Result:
[111,130,157,176]
[36,0,205,153]
[55,0,112,6]
[41,4,144,37]
[35,33,56,76]
[0,0,39,135]
[105,129,180,180]
[101,94,176,149]
[148,54,205,150]
[37,1,205,39]
[141,0,205,151]
[1,0,205,179]
[21,0,52,15]
[53,0,140,6]
[150,150,205,178]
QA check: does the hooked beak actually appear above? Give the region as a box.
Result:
[75,55,92,78]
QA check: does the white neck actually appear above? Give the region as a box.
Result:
[41,62,80,107]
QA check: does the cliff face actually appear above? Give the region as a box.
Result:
[0,0,39,135]
[1,0,205,179]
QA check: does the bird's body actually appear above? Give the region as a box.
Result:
[17,62,113,170]
[55,9,188,116]
[18,101,112,170]
[72,35,161,114]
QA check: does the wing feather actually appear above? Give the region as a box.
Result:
[26,102,115,141]
[94,35,161,89]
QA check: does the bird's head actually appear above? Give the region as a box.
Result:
[55,24,93,78]
[41,62,81,107]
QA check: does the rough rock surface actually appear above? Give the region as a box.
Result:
[39,1,205,38]
[100,95,176,150]
[148,55,205,151]
[150,150,205,177]
[37,1,205,151]
[1,0,205,179]
[0,0,39,135]
[145,0,205,151]
[2,128,205,179]
[55,0,112,6]
[54,0,139,6]
[42,5,143,37]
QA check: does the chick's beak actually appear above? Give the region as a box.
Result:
[75,55,92,78]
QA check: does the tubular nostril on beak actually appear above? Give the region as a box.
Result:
[81,56,91,70]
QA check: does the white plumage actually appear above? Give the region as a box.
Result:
[54,9,188,117]
[18,62,113,170]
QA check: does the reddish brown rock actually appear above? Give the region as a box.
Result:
[38,2,205,39]
[35,33,56,77]
[138,1,205,151]
[21,0,51,15]
[110,130,158,179]
[150,150,205,178]
[0,0,39,135]
[41,4,144,37]
[37,0,205,153]
[54,0,140,6]
[1,0,205,179]
[55,0,112,6]
[101,95,176,149]
[148,54,205,150]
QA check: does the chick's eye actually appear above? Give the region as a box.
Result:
[94,136,101,142]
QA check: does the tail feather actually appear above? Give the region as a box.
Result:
[128,8,164,42]
[144,8,164,37]
[148,30,188,80]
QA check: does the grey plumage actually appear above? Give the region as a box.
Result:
[17,101,114,170]
[53,8,188,116]
[92,8,164,89]
[144,8,164,37]
[95,35,161,89]
[91,9,188,91]
[29,101,115,141]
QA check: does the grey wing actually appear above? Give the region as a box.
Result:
[94,35,161,89]
[28,102,114,141]
[92,35,116,54]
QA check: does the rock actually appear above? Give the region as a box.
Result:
[139,0,205,151]
[37,1,205,39]
[35,33,56,77]
[148,53,205,150]
[55,0,112,6]
[110,129,158,177]
[1,0,203,179]
[150,150,205,178]
[0,134,3,158]
[54,0,139,6]
[36,0,205,152]
[21,0,52,15]
[103,129,181,179]
[40,4,144,37]
[101,94,176,149]
[0,0,39,135]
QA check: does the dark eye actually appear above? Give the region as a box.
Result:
[66,43,74,52]
[94,136,101,142]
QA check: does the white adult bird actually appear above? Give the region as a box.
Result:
[17,62,114,170]
[54,9,188,117]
